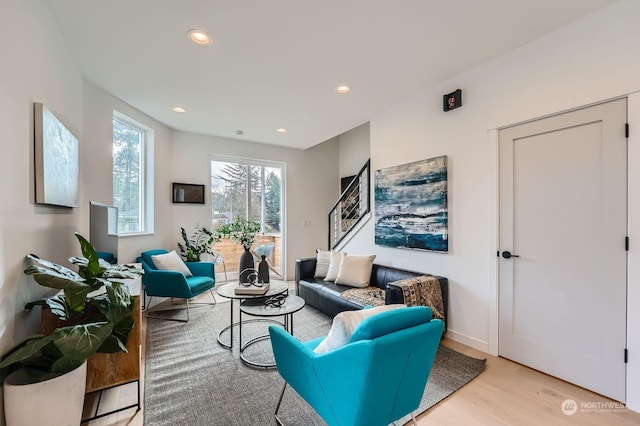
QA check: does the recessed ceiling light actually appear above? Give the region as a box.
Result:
[336,85,350,94]
[173,107,186,113]
[187,29,212,46]
[276,128,287,133]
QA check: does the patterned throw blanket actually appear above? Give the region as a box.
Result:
[340,287,386,307]
[388,275,445,328]
[340,276,445,331]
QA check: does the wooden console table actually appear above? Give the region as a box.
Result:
[41,274,142,422]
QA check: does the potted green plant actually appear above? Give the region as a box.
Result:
[218,217,261,283]
[218,217,261,249]
[0,233,142,425]
[177,226,219,262]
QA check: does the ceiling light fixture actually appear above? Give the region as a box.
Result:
[187,29,212,46]
[336,85,350,94]
[173,107,186,113]
[276,128,287,133]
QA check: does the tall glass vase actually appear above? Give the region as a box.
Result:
[239,246,255,284]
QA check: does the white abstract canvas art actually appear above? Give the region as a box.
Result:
[34,102,79,207]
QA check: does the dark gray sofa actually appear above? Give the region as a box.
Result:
[295,257,448,327]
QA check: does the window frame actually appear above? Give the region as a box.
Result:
[112,111,155,237]
[210,156,284,235]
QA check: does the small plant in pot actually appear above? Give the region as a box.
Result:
[0,233,142,425]
[177,226,219,262]
[217,217,261,283]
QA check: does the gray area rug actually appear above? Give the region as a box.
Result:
[144,300,486,425]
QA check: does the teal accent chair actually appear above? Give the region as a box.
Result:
[137,249,216,322]
[269,306,444,426]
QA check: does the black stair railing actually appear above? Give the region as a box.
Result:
[328,160,370,249]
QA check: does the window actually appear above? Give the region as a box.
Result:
[210,160,282,233]
[211,157,284,273]
[112,113,154,235]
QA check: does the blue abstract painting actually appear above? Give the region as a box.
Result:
[375,155,448,252]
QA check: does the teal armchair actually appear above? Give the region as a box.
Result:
[137,249,216,322]
[269,306,443,426]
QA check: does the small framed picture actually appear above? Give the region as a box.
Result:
[443,89,462,112]
[172,182,205,204]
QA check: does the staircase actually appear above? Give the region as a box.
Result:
[328,160,370,249]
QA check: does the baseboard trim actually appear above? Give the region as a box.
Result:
[446,329,489,353]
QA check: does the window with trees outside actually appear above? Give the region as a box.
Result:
[113,114,153,234]
[211,158,283,274]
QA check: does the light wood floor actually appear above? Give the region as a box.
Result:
[84,291,640,426]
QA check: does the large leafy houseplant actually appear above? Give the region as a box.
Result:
[0,233,142,384]
[218,217,261,249]
[177,227,219,262]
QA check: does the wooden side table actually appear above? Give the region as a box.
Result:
[40,273,142,422]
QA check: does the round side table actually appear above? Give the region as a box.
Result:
[215,280,288,350]
[239,294,306,368]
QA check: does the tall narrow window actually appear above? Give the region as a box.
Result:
[113,114,153,234]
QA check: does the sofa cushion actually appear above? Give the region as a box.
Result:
[314,249,332,278]
[324,251,345,282]
[335,254,376,288]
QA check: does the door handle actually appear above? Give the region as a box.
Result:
[501,251,520,259]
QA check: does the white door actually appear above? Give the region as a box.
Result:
[498,99,627,401]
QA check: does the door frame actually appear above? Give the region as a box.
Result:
[487,94,640,409]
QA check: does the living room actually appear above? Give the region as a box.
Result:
[2,0,640,425]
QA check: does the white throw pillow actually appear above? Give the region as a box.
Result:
[324,251,346,282]
[335,254,376,288]
[314,249,332,278]
[313,304,405,354]
[151,250,193,277]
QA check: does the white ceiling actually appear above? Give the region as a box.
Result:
[46,0,618,149]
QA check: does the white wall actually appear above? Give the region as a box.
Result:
[0,1,83,422]
[83,81,173,263]
[0,2,174,420]
[169,131,339,279]
[0,0,84,349]
[342,0,640,409]
[338,122,370,178]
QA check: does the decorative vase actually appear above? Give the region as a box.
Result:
[258,254,269,283]
[3,360,87,426]
[239,246,255,284]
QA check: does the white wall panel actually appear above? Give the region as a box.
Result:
[343,1,640,409]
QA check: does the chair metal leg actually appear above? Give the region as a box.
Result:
[143,296,190,323]
[392,412,418,426]
[189,290,217,306]
[274,382,287,426]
